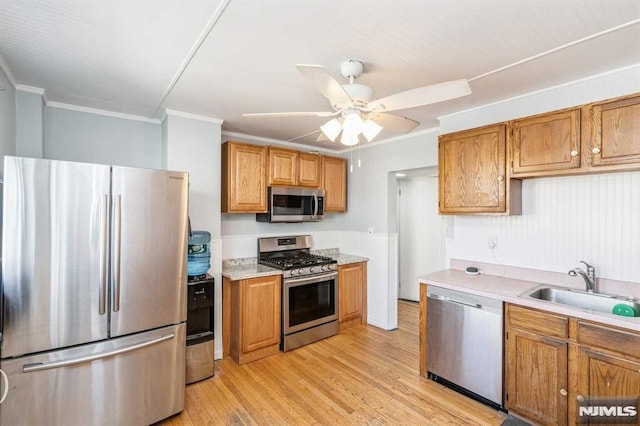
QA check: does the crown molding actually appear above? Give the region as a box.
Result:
[15,84,48,103]
[165,109,223,125]
[15,84,44,95]
[47,101,161,124]
[439,62,640,121]
[0,53,17,88]
[221,127,440,154]
[221,131,337,154]
[335,126,440,154]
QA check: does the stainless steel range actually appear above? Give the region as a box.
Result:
[258,235,338,352]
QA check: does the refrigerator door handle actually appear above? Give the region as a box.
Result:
[22,332,175,373]
[0,369,8,404]
[99,194,109,315]
[113,194,122,312]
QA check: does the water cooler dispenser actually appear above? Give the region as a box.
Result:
[186,231,214,384]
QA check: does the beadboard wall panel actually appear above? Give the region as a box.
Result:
[448,171,640,283]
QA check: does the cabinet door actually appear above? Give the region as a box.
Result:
[589,95,640,167]
[577,347,640,399]
[268,147,297,186]
[297,152,321,188]
[222,142,267,213]
[322,156,347,212]
[511,109,581,175]
[338,262,366,325]
[241,275,281,354]
[506,329,568,425]
[575,347,640,425]
[439,124,507,214]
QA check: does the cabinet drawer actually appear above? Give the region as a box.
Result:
[506,304,568,339]
[577,321,640,360]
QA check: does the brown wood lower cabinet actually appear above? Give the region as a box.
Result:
[505,329,568,425]
[224,274,281,365]
[338,262,367,330]
[505,304,640,425]
[506,304,569,425]
[576,347,640,400]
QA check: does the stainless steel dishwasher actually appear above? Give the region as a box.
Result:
[427,285,503,408]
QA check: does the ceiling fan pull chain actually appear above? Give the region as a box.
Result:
[350,147,354,173]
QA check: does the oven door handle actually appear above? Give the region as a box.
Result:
[285,271,338,286]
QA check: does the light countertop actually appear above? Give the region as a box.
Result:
[419,267,640,332]
[222,263,283,281]
[222,249,368,281]
[332,253,369,265]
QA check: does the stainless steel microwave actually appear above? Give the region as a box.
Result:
[256,187,325,223]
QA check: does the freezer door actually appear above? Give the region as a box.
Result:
[2,157,110,358]
[0,323,185,425]
[110,166,188,337]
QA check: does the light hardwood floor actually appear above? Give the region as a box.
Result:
[160,301,506,425]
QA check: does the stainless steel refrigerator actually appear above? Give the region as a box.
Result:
[0,156,189,425]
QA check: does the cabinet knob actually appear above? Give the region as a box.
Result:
[570,150,579,157]
[497,175,504,182]
[560,388,568,396]
[577,394,585,402]
[592,147,601,155]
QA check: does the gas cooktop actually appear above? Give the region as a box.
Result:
[258,235,337,278]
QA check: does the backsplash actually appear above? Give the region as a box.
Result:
[448,171,640,284]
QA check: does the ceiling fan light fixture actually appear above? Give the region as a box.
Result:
[340,131,359,146]
[362,119,383,142]
[343,111,364,134]
[320,118,342,142]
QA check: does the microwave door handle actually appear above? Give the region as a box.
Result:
[312,192,318,219]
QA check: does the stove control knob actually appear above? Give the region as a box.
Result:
[309,267,314,273]
[298,268,304,275]
[290,270,297,277]
[321,265,327,271]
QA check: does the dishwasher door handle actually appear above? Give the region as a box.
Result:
[428,294,482,309]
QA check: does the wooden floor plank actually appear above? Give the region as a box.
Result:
[159,300,506,425]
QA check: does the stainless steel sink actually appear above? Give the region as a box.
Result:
[521,285,640,315]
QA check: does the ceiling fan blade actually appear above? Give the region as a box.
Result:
[369,113,419,133]
[243,111,335,118]
[316,132,329,142]
[296,64,353,108]
[287,129,322,143]
[368,79,471,112]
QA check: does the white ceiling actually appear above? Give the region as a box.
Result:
[1,0,639,151]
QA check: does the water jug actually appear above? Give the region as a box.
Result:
[187,231,211,276]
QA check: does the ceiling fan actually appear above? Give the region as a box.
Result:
[243,60,472,146]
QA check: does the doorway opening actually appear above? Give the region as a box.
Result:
[391,166,446,302]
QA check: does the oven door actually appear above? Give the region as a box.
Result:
[283,271,338,335]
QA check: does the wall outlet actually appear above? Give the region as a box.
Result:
[488,235,498,249]
[367,227,374,236]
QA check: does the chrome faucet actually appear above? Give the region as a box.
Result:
[568,261,597,293]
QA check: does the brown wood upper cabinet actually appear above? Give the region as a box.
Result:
[587,94,640,168]
[267,147,321,188]
[510,108,581,175]
[507,93,640,178]
[439,123,521,215]
[322,155,347,212]
[222,141,267,213]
